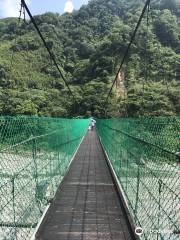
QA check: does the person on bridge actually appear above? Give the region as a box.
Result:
[91,118,96,131]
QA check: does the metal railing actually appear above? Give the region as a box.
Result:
[97,117,180,240]
[0,116,90,240]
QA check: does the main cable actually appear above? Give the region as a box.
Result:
[21,0,78,104]
[105,0,151,107]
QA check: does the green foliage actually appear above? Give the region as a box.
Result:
[126,82,176,116]
[0,0,179,117]
[154,9,179,48]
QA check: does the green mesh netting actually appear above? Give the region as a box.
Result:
[0,116,90,240]
[97,117,179,240]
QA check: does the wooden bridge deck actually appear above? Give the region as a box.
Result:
[35,131,135,240]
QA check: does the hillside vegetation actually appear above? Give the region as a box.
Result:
[0,0,179,117]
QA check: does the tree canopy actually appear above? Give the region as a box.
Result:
[0,0,179,117]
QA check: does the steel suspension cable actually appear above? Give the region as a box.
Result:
[105,0,151,107]
[9,3,24,73]
[21,0,78,104]
[141,2,150,111]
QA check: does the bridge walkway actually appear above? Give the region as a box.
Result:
[35,131,135,240]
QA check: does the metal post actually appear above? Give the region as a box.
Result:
[135,159,140,217]
[126,150,129,192]
[12,176,17,240]
[157,179,162,240]
[32,138,41,212]
[33,138,38,181]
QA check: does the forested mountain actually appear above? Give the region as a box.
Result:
[0,0,179,117]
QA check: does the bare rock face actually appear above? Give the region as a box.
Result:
[115,71,126,96]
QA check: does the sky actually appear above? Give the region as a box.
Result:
[0,0,89,18]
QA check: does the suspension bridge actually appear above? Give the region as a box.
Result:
[0,0,179,240]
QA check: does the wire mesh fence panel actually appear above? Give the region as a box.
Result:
[96,117,180,240]
[0,116,90,240]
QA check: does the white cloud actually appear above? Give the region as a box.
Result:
[0,0,30,18]
[64,0,74,13]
